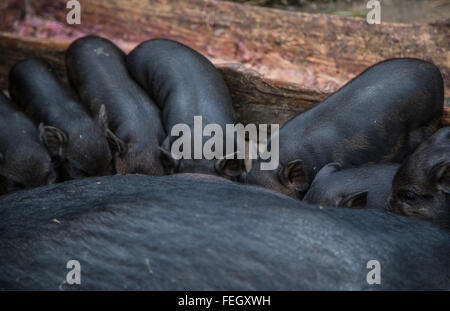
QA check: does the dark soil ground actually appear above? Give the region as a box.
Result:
[224,0,450,24]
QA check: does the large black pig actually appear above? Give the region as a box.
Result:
[225,58,444,199]
[0,174,448,290]
[387,127,449,230]
[0,91,55,194]
[9,58,113,180]
[66,36,166,176]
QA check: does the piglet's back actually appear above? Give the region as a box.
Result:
[126,39,235,130]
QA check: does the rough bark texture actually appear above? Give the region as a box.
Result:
[0,0,449,127]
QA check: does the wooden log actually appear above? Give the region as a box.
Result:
[23,0,450,95]
[0,0,449,127]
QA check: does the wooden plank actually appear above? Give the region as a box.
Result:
[21,0,449,95]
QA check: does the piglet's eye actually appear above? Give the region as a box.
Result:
[397,190,419,202]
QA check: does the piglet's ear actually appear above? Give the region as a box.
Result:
[97,104,109,132]
[105,129,127,156]
[159,147,180,175]
[338,191,368,209]
[97,105,128,156]
[430,161,450,194]
[215,152,246,178]
[159,137,181,174]
[38,123,67,157]
[278,160,309,193]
